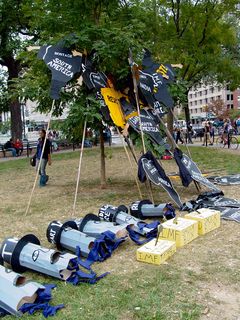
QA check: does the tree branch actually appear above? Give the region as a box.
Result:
[178,0,200,38]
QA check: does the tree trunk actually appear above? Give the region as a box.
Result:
[167,111,174,134]
[167,111,174,148]
[9,99,22,140]
[99,126,106,188]
[184,104,190,123]
[184,89,190,123]
[5,56,23,140]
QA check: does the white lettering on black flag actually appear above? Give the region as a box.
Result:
[181,154,220,191]
[141,158,183,208]
[128,109,169,150]
[38,45,82,99]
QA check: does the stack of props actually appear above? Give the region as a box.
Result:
[47,216,127,265]
[0,235,108,286]
[0,256,63,318]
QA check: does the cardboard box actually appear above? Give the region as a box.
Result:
[158,217,198,247]
[137,239,176,265]
[184,208,221,235]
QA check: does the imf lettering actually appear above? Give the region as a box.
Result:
[160,224,197,245]
[200,215,220,232]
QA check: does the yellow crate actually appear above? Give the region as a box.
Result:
[158,217,198,247]
[184,208,221,235]
[137,239,176,265]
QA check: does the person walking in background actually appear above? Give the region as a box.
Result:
[4,138,17,157]
[223,118,230,141]
[36,129,52,187]
[236,116,240,135]
[175,125,184,144]
[209,122,214,145]
[13,138,23,156]
[106,127,112,146]
[187,121,193,144]
[203,120,210,146]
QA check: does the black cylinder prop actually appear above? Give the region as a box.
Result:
[130,200,175,220]
[46,220,96,257]
[73,213,128,239]
[98,204,159,236]
[0,234,105,284]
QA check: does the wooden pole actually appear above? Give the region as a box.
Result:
[117,128,143,199]
[129,49,154,203]
[72,120,87,215]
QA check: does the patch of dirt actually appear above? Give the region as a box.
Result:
[200,283,240,320]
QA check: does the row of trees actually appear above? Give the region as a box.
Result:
[1,1,240,151]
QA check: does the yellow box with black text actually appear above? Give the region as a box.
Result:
[136,239,176,265]
[158,217,198,247]
[184,208,221,235]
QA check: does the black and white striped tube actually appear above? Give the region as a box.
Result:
[130,200,175,220]
[46,220,96,257]
[98,205,154,236]
[0,234,77,281]
[72,213,128,239]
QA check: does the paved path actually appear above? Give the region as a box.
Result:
[0,136,123,163]
[1,137,239,163]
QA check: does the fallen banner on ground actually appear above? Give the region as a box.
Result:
[208,174,240,185]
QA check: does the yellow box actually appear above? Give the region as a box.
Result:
[184,208,221,235]
[136,239,176,265]
[158,217,198,247]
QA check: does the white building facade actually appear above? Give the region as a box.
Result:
[188,83,240,124]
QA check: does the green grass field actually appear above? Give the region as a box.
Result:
[0,146,240,320]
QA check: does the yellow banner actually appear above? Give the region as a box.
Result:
[101,88,126,128]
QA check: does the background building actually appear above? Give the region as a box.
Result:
[188,83,240,124]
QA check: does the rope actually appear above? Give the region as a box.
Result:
[72,120,87,215]
[25,99,56,216]
[117,128,143,199]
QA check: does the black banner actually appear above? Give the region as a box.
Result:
[38,45,82,99]
[180,153,220,191]
[138,151,183,208]
[209,174,240,185]
[220,208,240,222]
[81,57,107,91]
[126,108,169,150]
[138,69,173,111]
[139,49,174,109]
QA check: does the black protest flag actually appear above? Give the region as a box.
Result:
[138,151,183,208]
[139,49,174,110]
[174,148,193,187]
[138,70,168,116]
[120,98,170,150]
[38,45,82,99]
[174,148,220,191]
[81,55,108,91]
[142,49,176,83]
[79,54,112,122]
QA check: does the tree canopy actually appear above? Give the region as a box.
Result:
[1,0,240,135]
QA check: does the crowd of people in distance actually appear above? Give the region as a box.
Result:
[173,121,195,145]
[3,138,23,157]
[173,116,240,147]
